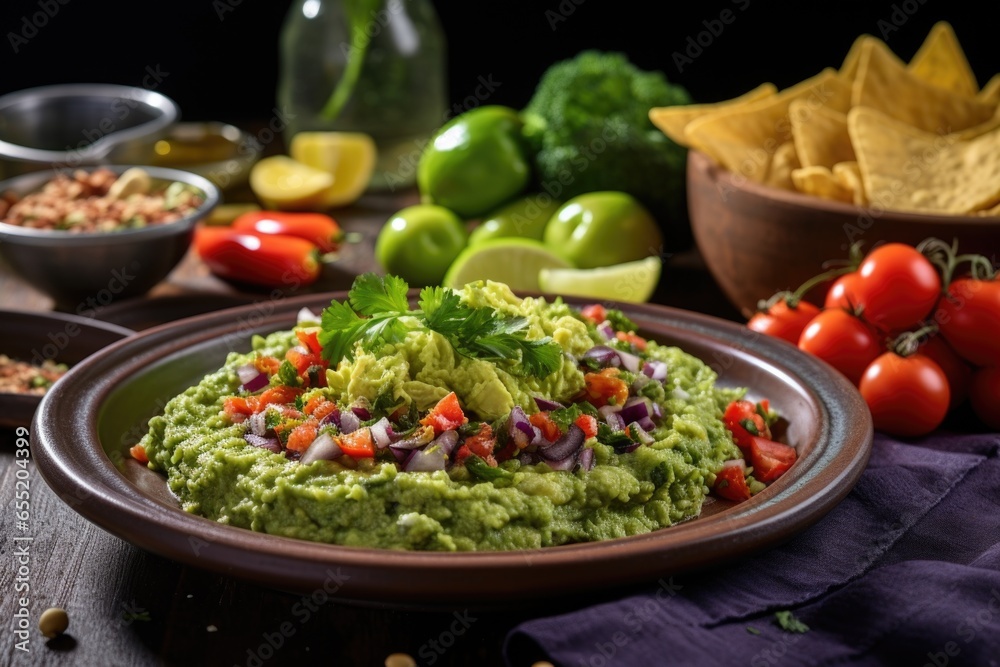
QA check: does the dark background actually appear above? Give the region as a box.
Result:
[0,0,998,126]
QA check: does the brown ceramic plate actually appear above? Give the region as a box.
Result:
[93,293,257,331]
[31,293,872,607]
[0,310,133,429]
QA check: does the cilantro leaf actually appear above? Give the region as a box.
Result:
[318,300,368,362]
[349,273,410,316]
[774,610,809,633]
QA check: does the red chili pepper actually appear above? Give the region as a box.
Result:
[194,226,320,288]
[232,211,343,253]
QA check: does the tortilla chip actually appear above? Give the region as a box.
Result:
[649,83,778,147]
[791,166,854,203]
[979,74,1000,105]
[848,106,1000,214]
[790,101,854,168]
[763,141,800,190]
[684,69,848,181]
[839,34,881,83]
[832,161,866,205]
[908,21,979,97]
[853,38,995,133]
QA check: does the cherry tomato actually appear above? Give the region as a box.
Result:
[858,352,950,437]
[798,309,883,385]
[969,366,1000,431]
[935,277,1000,366]
[722,399,772,454]
[232,211,343,253]
[824,272,863,310]
[747,436,797,483]
[853,243,941,330]
[194,227,321,288]
[918,335,972,410]
[747,299,821,345]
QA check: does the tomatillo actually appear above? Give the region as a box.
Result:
[375,204,468,287]
[542,192,663,269]
[468,194,563,246]
[417,106,531,219]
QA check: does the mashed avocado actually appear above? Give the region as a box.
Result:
[138,281,745,551]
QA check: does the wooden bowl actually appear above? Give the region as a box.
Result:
[686,150,1000,319]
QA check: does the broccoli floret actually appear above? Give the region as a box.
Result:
[521,51,693,249]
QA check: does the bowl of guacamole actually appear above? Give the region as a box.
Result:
[31,276,872,605]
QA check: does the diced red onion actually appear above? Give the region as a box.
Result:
[651,402,663,420]
[723,458,745,470]
[597,321,615,341]
[508,406,534,449]
[432,430,459,457]
[643,360,668,381]
[582,345,621,369]
[598,404,622,418]
[621,396,656,430]
[605,412,626,432]
[615,349,642,373]
[319,407,341,428]
[237,363,269,392]
[244,433,281,454]
[529,425,546,447]
[389,425,436,450]
[533,397,565,412]
[546,454,578,471]
[390,447,409,463]
[297,307,320,324]
[351,405,372,421]
[579,447,595,471]
[247,411,268,437]
[370,417,392,449]
[627,422,655,445]
[300,433,343,465]
[539,424,585,461]
[339,410,361,434]
[404,445,448,472]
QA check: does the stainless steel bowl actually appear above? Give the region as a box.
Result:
[0,84,180,178]
[0,165,220,310]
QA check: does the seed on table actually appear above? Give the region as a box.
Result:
[39,607,69,638]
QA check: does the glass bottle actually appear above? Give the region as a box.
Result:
[277,0,448,192]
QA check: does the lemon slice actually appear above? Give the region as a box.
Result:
[249,156,334,210]
[290,131,377,207]
[443,238,572,292]
[538,256,662,303]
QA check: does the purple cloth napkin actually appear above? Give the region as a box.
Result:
[505,432,1000,667]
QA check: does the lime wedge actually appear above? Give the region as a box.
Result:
[538,256,662,303]
[289,131,377,207]
[249,156,334,210]
[443,239,572,292]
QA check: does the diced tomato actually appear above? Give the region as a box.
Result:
[286,346,326,377]
[616,330,648,351]
[575,414,599,439]
[419,392,468,434]
[254,355,281,375]
[456,424,498,467]
[295,329,324,355]
[580,304,607,324]
[714,463,752,502]
[310,400,339,423]
[286,420,318,452]
[723,400,772,454]
[338,428,375,458]
[748,436,797,483]
[129,444,149,464]
[583,368,630,408]
[258,385,302,410]
[223,396,257,421]
[529,412,561,442]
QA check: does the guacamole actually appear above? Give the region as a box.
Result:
[137,280,750,551]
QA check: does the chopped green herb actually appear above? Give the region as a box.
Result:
[740,418,760,436]
[605,309,638,334]
[465,455,512,481]
[774,610,809,633]
[318,273,563,377]
[746,626,761,636]
[597,422,635,453]
[548,402,598,431]
[278,360,300,387]
[294,393,306,412]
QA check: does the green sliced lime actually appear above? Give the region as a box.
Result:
[443,238,572,292]
[538,256,662,303]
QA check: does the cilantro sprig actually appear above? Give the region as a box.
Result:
[317,273,563,377]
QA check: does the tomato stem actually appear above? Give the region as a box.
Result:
[889,322,939,357]
[917,236,997,286]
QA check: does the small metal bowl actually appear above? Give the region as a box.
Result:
[148,121,262,190]
[0,165,220,310]
[0,83,179,178]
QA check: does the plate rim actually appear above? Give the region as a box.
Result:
[31,292,873,605]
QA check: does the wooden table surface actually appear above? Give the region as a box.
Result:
[0,184,743,667]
